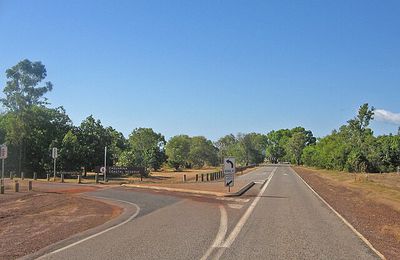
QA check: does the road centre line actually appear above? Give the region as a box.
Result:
[37,196,141,259]
[221,167,276,249]
[201,167,276,260]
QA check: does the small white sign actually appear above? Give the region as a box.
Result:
[100,167,106,174]
[52,147,58,159]
[0,145,8,159]
[224,157,236,187]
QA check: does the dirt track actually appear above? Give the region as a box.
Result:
[0,190,121,260]
[293,166,400,260]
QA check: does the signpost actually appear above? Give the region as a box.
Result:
[224,157,236,192]
[0,145,8,181]
[52,147,58,181]
[104,146,107,182]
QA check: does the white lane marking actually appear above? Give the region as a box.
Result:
[37,196,141,259]
[200,205,228,260]
[228,204,243,209]
[216,197,250,203]
[221,167,276,249]
[291,167,386,260]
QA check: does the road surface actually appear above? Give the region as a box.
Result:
[31,166,379,260]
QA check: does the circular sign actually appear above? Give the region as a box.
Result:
[100,167,106,174]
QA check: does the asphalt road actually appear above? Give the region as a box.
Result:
[35,166,380,260]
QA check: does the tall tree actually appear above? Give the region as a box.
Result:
[1,59,53,111]
[1,60,54,175]
[120,128,166,172]
[189,136,219,168]
[165,135,191,170]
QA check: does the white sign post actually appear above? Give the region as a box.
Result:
[0,145,8,181]
[104,146,107,182]
[52,148,58,181]
[224,157,236,192]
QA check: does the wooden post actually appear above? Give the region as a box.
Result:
[46,174,50,181]
[14,181,19,192]
[33,172,37,180]
[61,173,64,183]
[183,174,187,182]
[195,174,198,182]
[201,174,204,182]
[21,172,24,180]
[78,174,82,184]
[95,173,99,184]
[28,181,32,191]
[0,185,4,194]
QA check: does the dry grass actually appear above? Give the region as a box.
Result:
[296,167,400,212]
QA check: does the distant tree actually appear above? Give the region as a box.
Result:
[215,134,237,162]
[77,115,112,171]
[59,130,84,171]
[165,135,191,170]
[189,136,219,168]
[121,128,166,172]
[287,132,308,165]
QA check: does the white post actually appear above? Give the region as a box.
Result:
[104,146,107,181]
[53,157,56,181]
[1,159,4,181]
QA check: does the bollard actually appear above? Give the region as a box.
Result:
[10,172,13,180]
[47,174,50,181]
[195,174,198,182]
[61,173,64,183]
[0,179,3,186]
[14,181,19,192]
[201,174,204,182]
[78,174,82,184]
[28,181,32,191]
[0,185,4,194]
[95,173,99,184]
[183,174,187,182]
[21,172,24,180]
[33,172,37,180]
[207,173,209,181]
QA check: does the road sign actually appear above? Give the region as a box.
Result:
[224,157,236,187]
[52,147,58,159]
[0,145,8,159]
[100,166,106,174]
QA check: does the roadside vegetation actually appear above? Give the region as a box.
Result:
[1,59,399,179]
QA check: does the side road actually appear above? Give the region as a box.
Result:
[123,167,269,197]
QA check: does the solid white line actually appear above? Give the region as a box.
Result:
[200,205,228,260]
[221,167,276,249]
[290,167,386,260]
[37,196,141,259]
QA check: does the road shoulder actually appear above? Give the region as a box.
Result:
[293,166,400,260]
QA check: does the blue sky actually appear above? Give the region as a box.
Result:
[1,0,399,140]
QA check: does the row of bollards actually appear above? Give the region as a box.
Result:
[0,179,33,194]
[183,171,225,183]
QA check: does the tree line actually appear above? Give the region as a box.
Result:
[1,60,399,177]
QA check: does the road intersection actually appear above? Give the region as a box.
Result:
[26,166,380,260]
